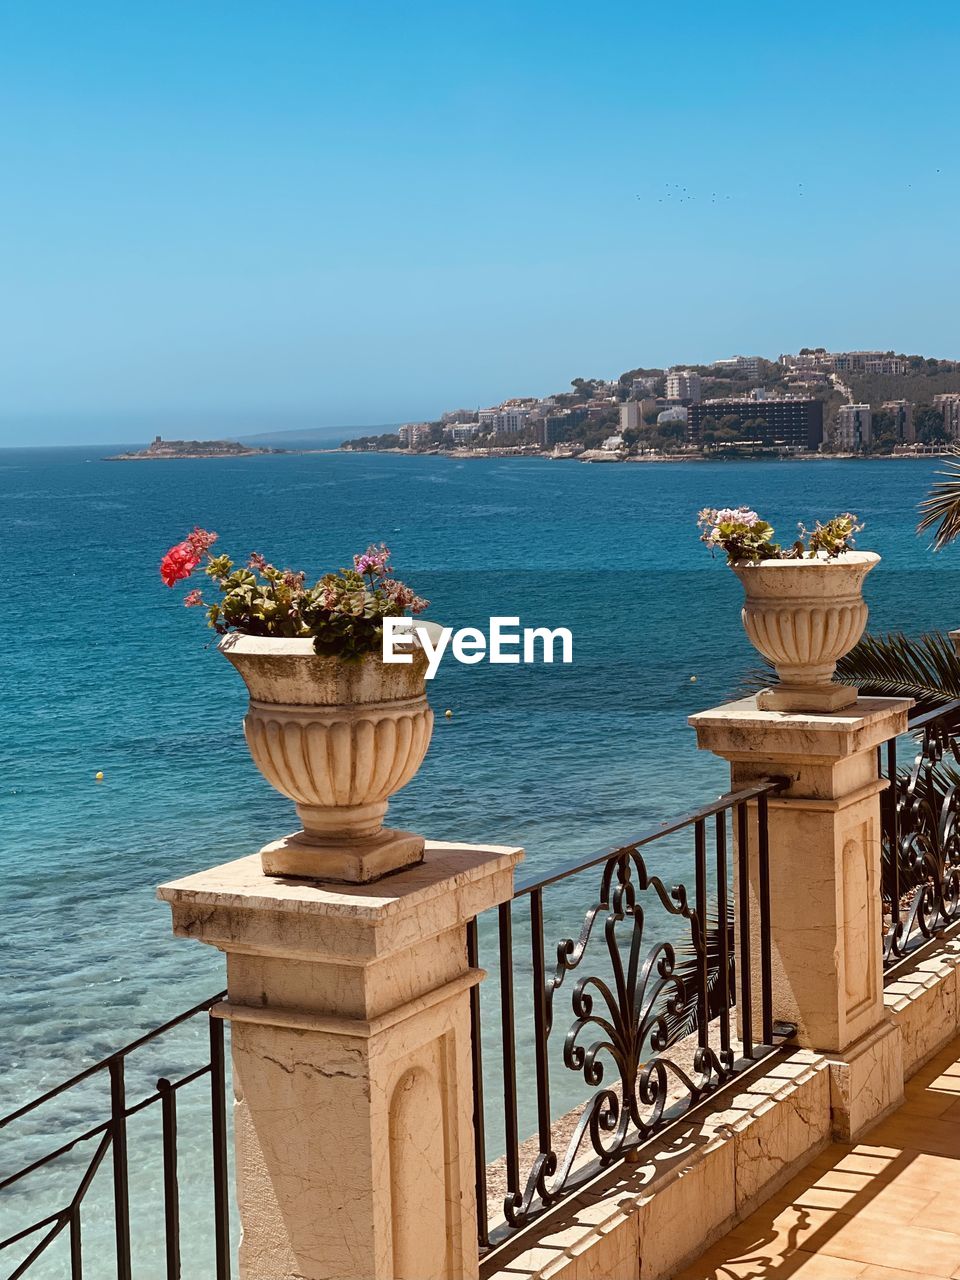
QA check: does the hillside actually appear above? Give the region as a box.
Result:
[846,367,960,406]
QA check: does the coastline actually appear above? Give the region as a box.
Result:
[106,450,275,460]
[336,446,951,464]
[104,447,342,461]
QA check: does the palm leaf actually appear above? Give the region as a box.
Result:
[743,630,960,716]
[917,448,960,551]
[662,905,734,1043]
[835,631,960,715]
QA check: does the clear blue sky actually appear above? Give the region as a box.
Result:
[2,0,959,445]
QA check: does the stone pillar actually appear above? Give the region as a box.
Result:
[689,695,911,1139]
[159,839,522,1280]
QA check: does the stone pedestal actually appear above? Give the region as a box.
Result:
[690,695,910,1137]
[159,839,522,1280]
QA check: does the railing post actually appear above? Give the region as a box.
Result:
[690,694,911,1139]
[158,841,521,1280]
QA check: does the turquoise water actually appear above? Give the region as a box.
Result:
[3,447,958,1274]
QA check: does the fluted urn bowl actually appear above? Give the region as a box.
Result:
[732,551,880,713]
[218,633,434,881]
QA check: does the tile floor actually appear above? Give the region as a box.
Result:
[674,1039,960,1279]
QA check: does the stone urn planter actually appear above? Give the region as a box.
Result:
[219,633,434,882]
[732,551,880,713]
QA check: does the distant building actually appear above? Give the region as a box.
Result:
[535,417,564,448]
[619,399,656,432]
[713,355,761,379]
[881,400,915,444]
[631,376,658,396]
[657,406,688,426]
[496,409,530,435]
[831,352,905,376]
[537,408,586,447]
[442,424,480,444]
[687,398,823,450]
[478,407,531,435]
[863,354,906,376]
[601,434,624,451]
[934,395,960,442]
[834,404,873,450]
[397,423,433,447]
[441,409,477,425]
[781,351,833,372]
[620,401,641,433]
[781,350,905,376]
[664,369,702,403]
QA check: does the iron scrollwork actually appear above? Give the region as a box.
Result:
[505,850,732,1227]
[884,709,960,964]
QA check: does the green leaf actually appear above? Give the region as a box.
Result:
[917,448,960,551]
[836,631,960,715]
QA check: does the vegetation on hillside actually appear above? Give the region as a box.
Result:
[846,362,960,408]
[342,431,402,450]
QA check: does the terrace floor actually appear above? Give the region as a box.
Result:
[676,1036,960,1280]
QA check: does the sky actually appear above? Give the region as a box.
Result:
[1,0,959,446]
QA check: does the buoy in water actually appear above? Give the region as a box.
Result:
[95,771,104,781]
[690,676,698,683]
[444,709,453,718]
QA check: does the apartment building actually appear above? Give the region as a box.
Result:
[397,423,433,447]
[664,369,702,403]
[686,398,823,449]
[442,423,480,444]
[831,351,905,376]
[834,404,873,450]
[934,395,960,442]
[880,400,916,444]
[478,407,531,436]
[619,399,657,433]
[712,354,761,378]
[781,350,905,376]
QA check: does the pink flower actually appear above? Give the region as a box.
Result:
[354,543,391,575]
[185,528,218,558]
[382,579,429,613]
[183,589,205,608]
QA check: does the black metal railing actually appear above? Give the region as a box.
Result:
[1,992,231,1279]
[881,700,960,971]
[469,780,788,1250]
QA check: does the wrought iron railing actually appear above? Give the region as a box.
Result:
[0,992,231,1279]
[881,700,960,971]
[468,780,788,1252]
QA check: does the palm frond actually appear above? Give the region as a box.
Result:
[835,631,960,715]
[917,448,960,551]
[662,906,733,1043]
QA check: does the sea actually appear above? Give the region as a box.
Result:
[2,447,959,1276]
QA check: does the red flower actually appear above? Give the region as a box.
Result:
[160,542,200,587]
[160,528,217,587]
